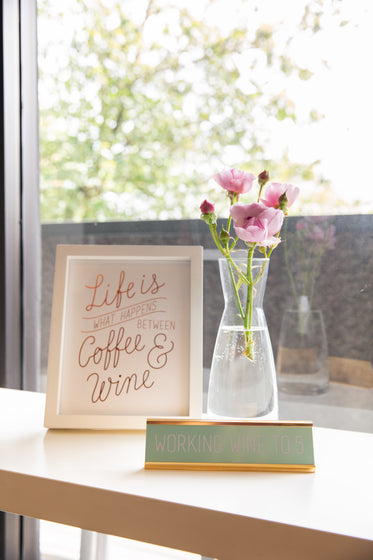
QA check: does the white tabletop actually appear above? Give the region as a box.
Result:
[0,388,372,560]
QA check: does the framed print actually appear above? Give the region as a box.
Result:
[44,245,203,429]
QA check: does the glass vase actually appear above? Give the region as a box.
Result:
[276,296,329,395]
[207,255,278,419]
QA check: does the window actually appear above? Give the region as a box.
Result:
[37,0,372,405]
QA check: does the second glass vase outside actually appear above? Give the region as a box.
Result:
[276,300,329,395]
[207,256,278,420]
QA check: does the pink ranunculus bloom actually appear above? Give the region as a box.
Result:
[230,202,284,246]
[200,199,215,214]
[214,168,256,194]
[261,182,300,209]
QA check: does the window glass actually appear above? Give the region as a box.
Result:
[38,0,372,223]
[37,0,372,423]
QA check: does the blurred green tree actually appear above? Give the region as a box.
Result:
[38,0,337,222]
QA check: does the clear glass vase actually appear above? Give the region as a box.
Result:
[276,296,329,395]
[207,255,278,419]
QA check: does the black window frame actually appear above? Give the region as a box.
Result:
[1,0,40,558]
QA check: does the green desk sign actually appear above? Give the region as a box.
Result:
[145,419,315,472]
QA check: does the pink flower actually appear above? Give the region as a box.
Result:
[214,168,255,194]
[200,199,215,214]
[230,202,284,246]
[261,182,299,210]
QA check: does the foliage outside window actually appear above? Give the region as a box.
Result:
[38,0,372,222]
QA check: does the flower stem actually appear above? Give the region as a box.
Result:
[208,223,226,256]
[243,246,255,360]
[208,217,265,362]
[227,261,245,321]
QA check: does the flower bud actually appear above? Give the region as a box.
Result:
[258,170,269,187]
[278,191,289,213]
[200,199,215,214]
[200,199,217,225]
[219,228,230,243]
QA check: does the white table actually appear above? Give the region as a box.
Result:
[0,388,372,560]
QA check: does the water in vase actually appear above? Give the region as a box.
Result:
[207,325,278,419]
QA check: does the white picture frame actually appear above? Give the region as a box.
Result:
[44,245,203,429]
